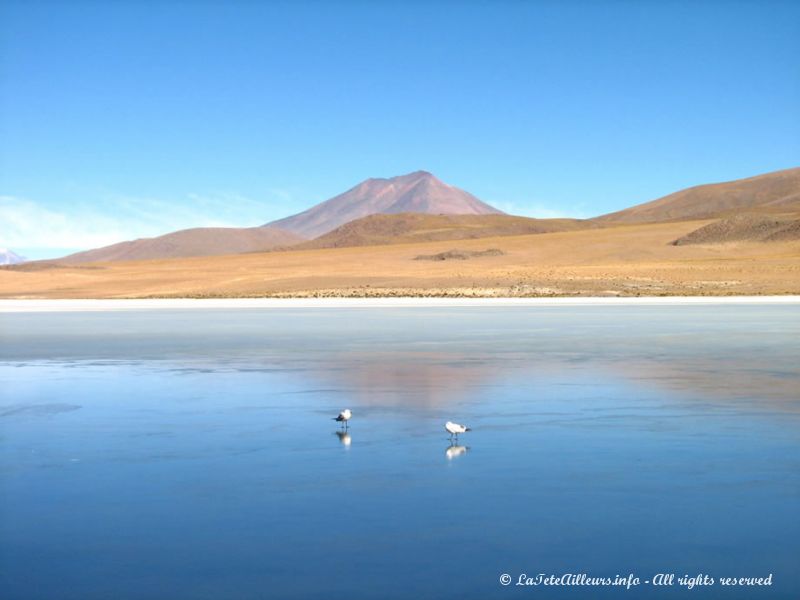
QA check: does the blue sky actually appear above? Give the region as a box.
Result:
[1,0,798,259]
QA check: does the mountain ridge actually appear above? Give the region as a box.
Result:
[57,226,303,264]
[294,213,589,250]
[595,167,800,223]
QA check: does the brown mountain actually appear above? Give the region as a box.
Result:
[58,226,303,264]
[671,214,800,246]
[265,170,503,238]
[295,213,589,250]
[595,167,800,224]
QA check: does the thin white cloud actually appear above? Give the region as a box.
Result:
[0,196,133,249]
[0,192,281,251]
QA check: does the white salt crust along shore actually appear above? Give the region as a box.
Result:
[1,296,800,312]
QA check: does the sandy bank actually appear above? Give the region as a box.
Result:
[2,296,799,312]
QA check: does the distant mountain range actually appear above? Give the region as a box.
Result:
[0,248,26,265]
[265,170,503,238]
[56,170,505,263]
[36,166,800,264]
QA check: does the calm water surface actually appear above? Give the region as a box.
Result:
[1,306,799,599]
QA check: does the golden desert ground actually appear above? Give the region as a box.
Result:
[2,218,798,298]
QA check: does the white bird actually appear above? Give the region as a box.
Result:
[333,409,352,427]
[445,421,471,440]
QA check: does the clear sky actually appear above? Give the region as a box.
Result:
[1,0,798,259]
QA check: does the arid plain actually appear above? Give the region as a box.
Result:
[2,218,798,298]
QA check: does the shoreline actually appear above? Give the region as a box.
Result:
[2,296,800,312]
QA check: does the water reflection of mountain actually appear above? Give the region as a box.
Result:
[306,349,799,415]
[313,352,503,409]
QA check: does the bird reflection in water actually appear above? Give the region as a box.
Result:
[445,443,468,460]
[335,430,352,448]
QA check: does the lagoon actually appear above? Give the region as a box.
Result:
[1,304,799,599]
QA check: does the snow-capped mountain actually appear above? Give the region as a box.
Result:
[0,248,27,265]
